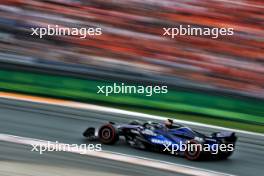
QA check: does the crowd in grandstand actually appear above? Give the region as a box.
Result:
[0,0,263,97]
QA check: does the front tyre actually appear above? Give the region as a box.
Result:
[98,124,119,144]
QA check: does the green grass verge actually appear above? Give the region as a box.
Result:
[0,69,263,133]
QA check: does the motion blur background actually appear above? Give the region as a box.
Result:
[0,0,263,132]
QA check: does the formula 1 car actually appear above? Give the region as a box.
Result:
[83,120,237,160]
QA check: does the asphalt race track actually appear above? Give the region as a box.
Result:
[0,141,181,176]
[0,98,263,176]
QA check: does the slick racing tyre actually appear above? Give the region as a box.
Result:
[184,140,202,161]
[98,124,119,144]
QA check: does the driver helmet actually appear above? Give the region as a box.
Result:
[164,119,173,128]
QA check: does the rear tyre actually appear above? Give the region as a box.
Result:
[98,124,119,144]
[184,140,202,161]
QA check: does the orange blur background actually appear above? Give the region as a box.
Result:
[0,0,263,97]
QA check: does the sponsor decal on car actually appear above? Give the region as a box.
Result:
[151,138,172,145]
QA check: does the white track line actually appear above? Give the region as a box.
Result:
[0,133,235,176]
[0,93,263,137]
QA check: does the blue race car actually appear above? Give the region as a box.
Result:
[83,119,237,160]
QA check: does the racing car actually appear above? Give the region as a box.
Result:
[83,119,237,160]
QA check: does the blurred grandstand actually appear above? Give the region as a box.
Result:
[0,0,263,98]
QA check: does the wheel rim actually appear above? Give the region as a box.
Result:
[101,128,111,140]
[185,141,201,160]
